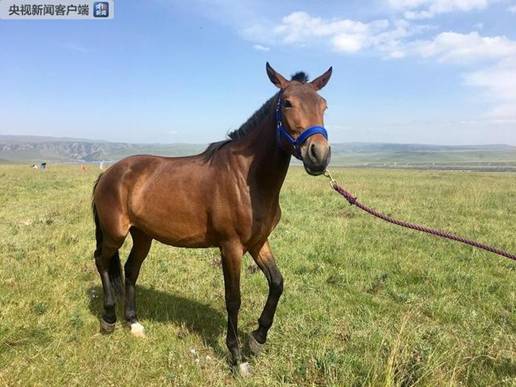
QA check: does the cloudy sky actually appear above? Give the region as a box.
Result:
[1,0,516,144]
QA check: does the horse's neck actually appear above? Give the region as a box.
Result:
[240,110,291,192]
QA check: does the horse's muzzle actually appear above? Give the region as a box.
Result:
[302,137,331,176]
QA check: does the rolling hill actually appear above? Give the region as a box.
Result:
[1,135,515,171]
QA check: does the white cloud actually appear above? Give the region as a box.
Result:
[400,31,516,119]
[388,0,493,19]
[252,44,270,51]
[62,42,89,53]
[464,58,516,119]
[242,11,516,66]
[509,5,516,12]
[244,11,421,55]
[409,31,516,63]
[272,12,389,52]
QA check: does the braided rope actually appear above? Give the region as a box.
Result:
[326,174,515,261]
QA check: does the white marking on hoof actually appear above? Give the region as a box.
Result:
[130,322,145,337]
[238,362,252,377]
[248,333,264,356]
[100,319,115,334]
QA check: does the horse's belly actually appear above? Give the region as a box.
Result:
[153,233,214,248]
[135,217,215,248]
[130,198,215,248]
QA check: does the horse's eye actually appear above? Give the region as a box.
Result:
[284,100,293,108]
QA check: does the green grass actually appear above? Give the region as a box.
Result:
[0,165,514,386]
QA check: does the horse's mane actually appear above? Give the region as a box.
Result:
[201,72,309,159]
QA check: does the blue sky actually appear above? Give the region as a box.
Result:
[1,0,516,144]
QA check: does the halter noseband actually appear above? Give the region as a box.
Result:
[275,92,328,160]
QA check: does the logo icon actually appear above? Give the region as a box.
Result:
[93,2,109,18]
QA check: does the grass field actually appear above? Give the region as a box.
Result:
[0,165,514,386]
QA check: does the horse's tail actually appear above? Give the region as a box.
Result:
[92,173,104,258]
[92,173,124,296]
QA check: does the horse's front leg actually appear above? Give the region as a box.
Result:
[248,240,284,356]
[220,242,249,375]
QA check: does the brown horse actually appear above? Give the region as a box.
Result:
[92,63,332,374]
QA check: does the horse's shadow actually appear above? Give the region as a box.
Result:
[87,285,227,355]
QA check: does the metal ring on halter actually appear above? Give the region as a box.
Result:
[324,169,337,189]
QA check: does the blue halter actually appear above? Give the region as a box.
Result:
[275,93,328,160]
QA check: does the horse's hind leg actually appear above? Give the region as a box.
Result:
[95,237,124,333]
[124,227,152,337]
[125,227,152,337]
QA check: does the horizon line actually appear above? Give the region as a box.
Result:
[1,134,515,148]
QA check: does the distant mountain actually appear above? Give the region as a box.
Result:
[0,135,106,144]
[1,135,515,171]
[329,142,516,168]
[0,135,205,163]
[331,142,516,153]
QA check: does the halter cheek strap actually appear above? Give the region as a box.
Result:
[275,93,328,160]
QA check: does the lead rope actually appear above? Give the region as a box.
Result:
[323,170,516,261]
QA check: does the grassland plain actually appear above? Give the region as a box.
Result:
[0,165,514,386]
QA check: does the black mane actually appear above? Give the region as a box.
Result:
[227,94,277,140]
[201,93,277,159]
[201,70,309,159]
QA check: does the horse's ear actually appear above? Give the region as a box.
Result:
[310,66,332,90]
[266,62,289,89]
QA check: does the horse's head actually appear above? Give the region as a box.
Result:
[266,62,332,176]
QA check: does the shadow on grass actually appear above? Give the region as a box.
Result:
[87,285,227,355]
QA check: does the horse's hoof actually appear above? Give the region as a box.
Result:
[129,322,145,337]
[248,333,264,356]
[100,318,116,334]
[238,362,252,377]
